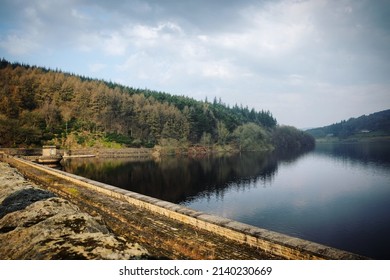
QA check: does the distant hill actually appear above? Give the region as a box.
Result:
[306,110,390,139]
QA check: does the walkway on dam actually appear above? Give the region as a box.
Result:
[3,157,281,260]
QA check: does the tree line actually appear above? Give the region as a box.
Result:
[306,110,390,139]
[0,58,314,152]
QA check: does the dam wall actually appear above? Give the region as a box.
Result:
[1,154,366,260]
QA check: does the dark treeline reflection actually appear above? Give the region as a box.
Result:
[314,141,390,168]
[62,149,311,204]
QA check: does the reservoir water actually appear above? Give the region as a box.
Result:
[62,141,390,259]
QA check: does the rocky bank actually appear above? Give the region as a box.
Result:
[0,161,149,260]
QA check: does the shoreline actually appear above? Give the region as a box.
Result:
[315,135,390,143]
[0,144,256,160]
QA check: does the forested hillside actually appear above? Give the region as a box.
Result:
[0,58,314,152]
[306,110,390,139]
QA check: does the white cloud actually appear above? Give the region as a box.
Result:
[0,33,40,55]
[239,0,317,53]
[287,74,305,86]
[71,8,90,21]
[88,63,107,73]
[102,32,129,56]
[201,60,236,79]
[132,24,158,40]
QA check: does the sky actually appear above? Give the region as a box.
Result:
[0,0,389,128]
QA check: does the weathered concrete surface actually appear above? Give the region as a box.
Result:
[0,162,148,260]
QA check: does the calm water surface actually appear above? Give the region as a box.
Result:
[63,141,390,259]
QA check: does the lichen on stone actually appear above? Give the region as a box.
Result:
[0,162,149,260]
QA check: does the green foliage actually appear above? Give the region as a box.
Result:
[216,121,229,145]
[232,123,271,151]
[157,138,189,154]
[0,113,43,147]
[131,139,143,148]
[104,132,132,146]
[200,132,212,147]
[272,126,315,151]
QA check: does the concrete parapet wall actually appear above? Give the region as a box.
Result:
[5,156,366,260]
[0,148,42,156]
[61,148,152,158]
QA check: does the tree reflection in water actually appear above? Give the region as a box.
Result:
[62,149,311,204]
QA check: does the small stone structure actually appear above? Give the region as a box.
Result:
[42,146,57,157]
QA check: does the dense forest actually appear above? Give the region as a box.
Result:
[0,58,314,152]
[306,110,390,139]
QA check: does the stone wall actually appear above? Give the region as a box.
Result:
[61,148,152,158]
[0,161,149,260]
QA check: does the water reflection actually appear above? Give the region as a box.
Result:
[63,153,258,203]
[62,142,390,259]
[62,148,314,204]
[315,141,390,168]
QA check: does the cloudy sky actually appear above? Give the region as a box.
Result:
[1,0,389,128]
